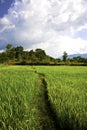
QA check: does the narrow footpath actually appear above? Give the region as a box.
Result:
[33,67,61,130]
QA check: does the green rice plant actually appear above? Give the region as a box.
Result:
[0,65,87,130]
[0,66,51,130]
[36,66,87,130]
[0,66,38,129]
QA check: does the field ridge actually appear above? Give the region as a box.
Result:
[34,69,61,130]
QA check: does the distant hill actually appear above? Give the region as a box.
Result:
[68,53,87,59]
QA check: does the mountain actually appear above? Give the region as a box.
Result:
[68,53,87,59]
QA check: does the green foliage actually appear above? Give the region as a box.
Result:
[36,66,87,130]
[6,44,12,52]
[0,44,87,65]
[15,46,24,60]
[62,51,68,62]
[0,52,8,63]
[0,66,87,130]
[0,66,56,130]
[35,48,46,60]
[0,66,38,129]
[0,44,53,64]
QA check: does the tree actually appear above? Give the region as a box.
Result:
[15,46,24,60]
[0,52,8,63]
[6,44,13,61]
[35,49,46,60]
[62,51,68,62]
[6,44,12,52]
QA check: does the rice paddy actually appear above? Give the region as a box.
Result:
[0,65,87,130]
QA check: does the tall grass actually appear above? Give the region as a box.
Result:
[0,65,87,130]
[0,66,57,130]
[0,66,39,129]
[37,66,87,130]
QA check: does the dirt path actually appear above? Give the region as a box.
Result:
[33,68,61,130]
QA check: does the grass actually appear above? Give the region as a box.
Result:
[0,65,87,130]
[0,66,38,129]
[36,66,87,130]
[0,66,55,130]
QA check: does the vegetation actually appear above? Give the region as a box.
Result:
[0,44,56,65]
[0,65,87,130]
[0,66,55,130]
[0,44,87,65]
[62,51,68,62]
[36,66,87,130]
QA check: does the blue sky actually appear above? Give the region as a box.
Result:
[0,0,87,57]
[0,0,14,17]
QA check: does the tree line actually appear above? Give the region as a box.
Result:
[0,44,87,65]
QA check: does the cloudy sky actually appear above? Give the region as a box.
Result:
[0,0,87,57]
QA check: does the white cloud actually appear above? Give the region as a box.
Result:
[0,0,87,57]
[0,17,10,25]
[31,36,87,58]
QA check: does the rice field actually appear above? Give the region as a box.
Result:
[36,66,87,130]
[0,66,54,130]
[0,65,87,130]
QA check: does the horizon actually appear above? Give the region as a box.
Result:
[0,0,87,57]
[1,43,87,59]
